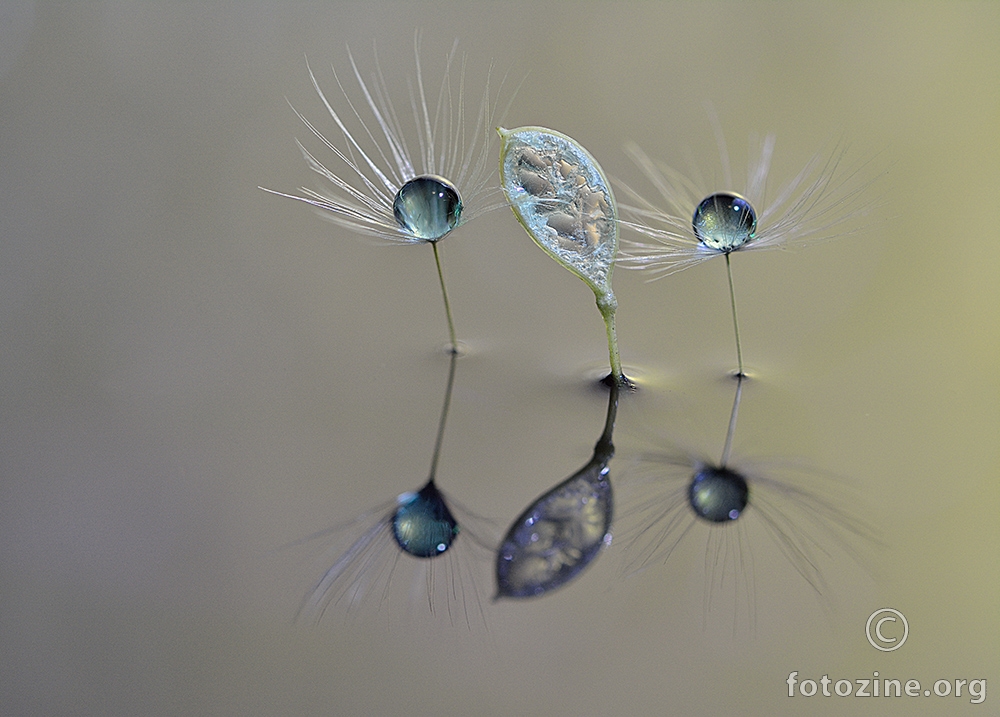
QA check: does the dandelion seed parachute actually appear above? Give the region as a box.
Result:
[618,132,877,377]
[261,36,515,350]
[260,35,507,245]
[618,134,876,275]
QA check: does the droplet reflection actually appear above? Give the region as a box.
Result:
[393,480,460,557]
[292,349,491,626]
[688,465,749,523]
[623,375,875,628]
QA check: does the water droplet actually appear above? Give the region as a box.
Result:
[692,192,757,252]
[393,480,460,557]
[392,175,463,241]
[688,466,749,523]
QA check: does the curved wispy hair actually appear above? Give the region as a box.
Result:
[619,448,876,629]
[617,130,881,277]
[287,486,497,629]
[262,35,511,244]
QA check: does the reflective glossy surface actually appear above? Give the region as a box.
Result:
[392,176,463,241]
[688,466,749,522]
[692,192,757,252]
[392,481,460,557]
[2,6,995,716]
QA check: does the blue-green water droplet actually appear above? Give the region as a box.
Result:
[392,175,463,241]
[392,481,460,558]
[692,192,757,252]
[689,466,749,523]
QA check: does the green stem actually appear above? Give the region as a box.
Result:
[597,289,629,389]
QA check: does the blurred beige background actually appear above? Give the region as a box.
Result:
[1,2,997,715]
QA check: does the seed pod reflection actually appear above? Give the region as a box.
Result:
[496,383,619,599]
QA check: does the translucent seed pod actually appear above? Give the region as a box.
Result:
[498,126,629,388]
[498,127,619,295]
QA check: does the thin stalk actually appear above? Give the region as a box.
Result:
[725,253,744,378]
[597,289,629,389]
[431,241,457,353]
[427,347,458,481]
[593,380,619,461]
[426,240,459,482]
[720,373,744,468]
